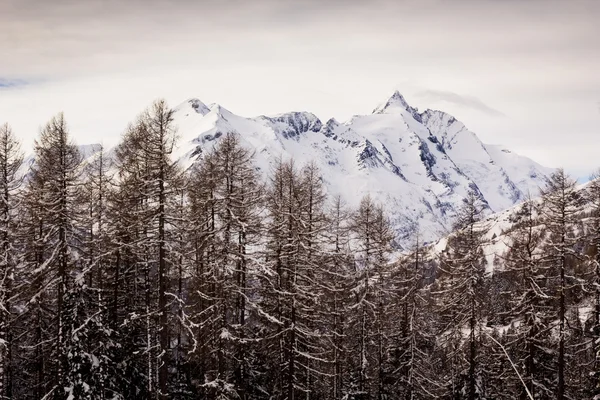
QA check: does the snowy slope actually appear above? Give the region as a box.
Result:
[17,144,104,182]
[171,91,553,248]
[421,110,550,212]
[429,179,595,275]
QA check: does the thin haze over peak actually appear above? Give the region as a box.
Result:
[1,0,599,179]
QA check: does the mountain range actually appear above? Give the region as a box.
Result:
[170,90,553,247]
[21,91,551,248]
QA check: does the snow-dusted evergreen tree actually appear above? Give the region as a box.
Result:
[60,277,112,400]
[0,123,23,399]
[538,169,581,399]
[436,190,489,400]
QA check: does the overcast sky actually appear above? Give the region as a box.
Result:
[1,0,599,179]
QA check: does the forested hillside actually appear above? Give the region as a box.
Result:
[0,100,598,399]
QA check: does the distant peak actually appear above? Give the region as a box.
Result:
[373,90,412,114]
[271,111,320,122]
[259,111,323,139]
[420,108,463,129]
[175,98,210,116]
[325,117,340,128]
[209,103,233,116]
[389,90,409,106]
[78,143,103,159]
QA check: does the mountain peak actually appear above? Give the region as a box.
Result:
[373,90,412,114]
[168,89,551,247]
[257,111,323,139]
[175,98,210,116]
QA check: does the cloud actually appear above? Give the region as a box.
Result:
[416,90,506,117]
[0,0,598,177]
[0,78,28,89]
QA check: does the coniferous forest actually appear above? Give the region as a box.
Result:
[2,99,600,399]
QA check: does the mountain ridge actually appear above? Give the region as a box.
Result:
[169,91,553,247]
[33,92,550,248]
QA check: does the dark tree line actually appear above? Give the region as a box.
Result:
[1,101,599,399]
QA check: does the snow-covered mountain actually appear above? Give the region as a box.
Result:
[170,91,553,247]
[430,178,595,277]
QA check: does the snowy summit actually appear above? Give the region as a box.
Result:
[168,91,552,247]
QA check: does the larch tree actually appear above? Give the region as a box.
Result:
[587,170,600,397]
[346,195,394,399]
[185,149,220,398]
[500,196,554,398]
[436,191,489,400]
[538,169,581,400]
[395,224,440,399]
[321,195,354,399]
[258,159,329,400]
[0,123,23,399]
[184,132,264,399]
[20,113,87,398]
[108,121,153,398]
[78,144,122,399]
[111,99,182,399]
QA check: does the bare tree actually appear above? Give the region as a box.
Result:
[0,123,23,399]
[538,169,580,399]
[436,191,489,400]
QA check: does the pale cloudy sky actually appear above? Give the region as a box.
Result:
[1,0,599,179]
